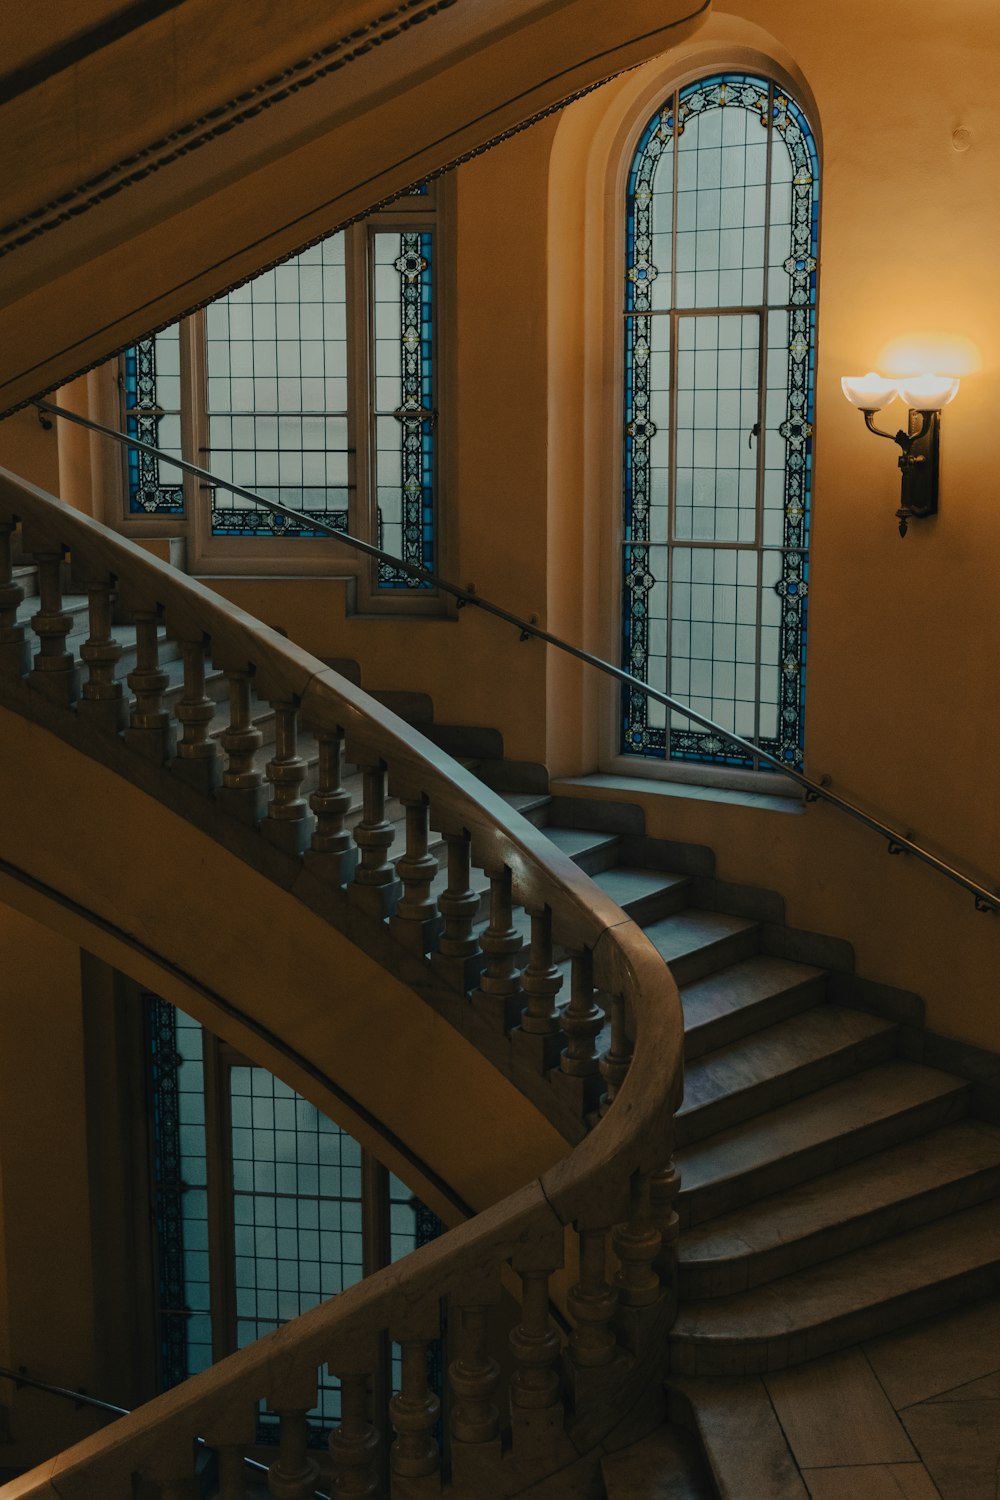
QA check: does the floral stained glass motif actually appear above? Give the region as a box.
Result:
[124,329,185,514]
[373,231,436,587]
[622,74,819,769]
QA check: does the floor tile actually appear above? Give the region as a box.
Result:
[766,1348,917,1468]
[863,1296,1000,1408]
[801,1462,940,1498]
[900,1385,1000,1500]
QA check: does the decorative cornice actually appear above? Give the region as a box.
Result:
[0,0,459,262]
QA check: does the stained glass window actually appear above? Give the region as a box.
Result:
[147,997,443,1438]
[207,236,351,539]
[120,203,438,590]
[622,74,818,770]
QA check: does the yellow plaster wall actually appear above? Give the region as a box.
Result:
[0,907,106,1465]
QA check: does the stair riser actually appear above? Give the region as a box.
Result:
[683,974,829,1062]
[675,1028,900,1149]
[667,928,761,989]
[679,1161,1000,1299]
[668,1257,1000,1376]
[624,882,692,927]
[676,1085,972,1229]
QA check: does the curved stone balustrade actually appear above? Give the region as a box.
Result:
[0,467,683,1498]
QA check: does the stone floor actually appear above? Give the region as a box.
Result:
[765,1294,1000,1498]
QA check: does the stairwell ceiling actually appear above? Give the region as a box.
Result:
[0,0,709,418]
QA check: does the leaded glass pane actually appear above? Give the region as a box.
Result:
[372,230,436,588]
[621,73,819,771]
[148,1002,443,1444]
[124,329,185,514]
[208,236,351,538]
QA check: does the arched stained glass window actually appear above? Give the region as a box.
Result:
[621,74,819,771]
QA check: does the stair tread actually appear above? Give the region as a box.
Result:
[680,1118,1000,1268]
[678,1005,897,1121]
[542,826,619,860]
[672,1197,1000,1344]
[682,955,826,1031]
[644,907,759,965]
[676,1061,970,1196]
[592,865,688,907]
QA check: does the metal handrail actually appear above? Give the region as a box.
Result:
[0,1364,330,1497]
[32,396,999,914]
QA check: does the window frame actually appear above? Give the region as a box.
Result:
[601,66,820,794]
[112,178,456,616]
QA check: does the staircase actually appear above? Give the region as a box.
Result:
[1,475,999,1497]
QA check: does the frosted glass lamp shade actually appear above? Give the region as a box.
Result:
[896,373,960,410]
[841,373,899,411]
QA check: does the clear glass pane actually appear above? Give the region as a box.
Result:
[674,314,759,544]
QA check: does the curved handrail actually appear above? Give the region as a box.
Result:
[34,396,999,916]
[0,465,682,1496]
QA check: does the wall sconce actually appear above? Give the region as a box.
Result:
[841,371,960,536]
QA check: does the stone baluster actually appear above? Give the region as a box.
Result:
[173,639,221,792]
[390,1338,441,1489]
[263,699,313,854]
[218,668,266,824]
[29,549,77,705]
[568,1226,618,1371]
[201,1400,257,1500]
[471,865,523,1033]
[432,830,483,989]
[266,1408,320,1499]
[612,1170,662,1356]
[599,993,632,1114]
[390,794,443,953]
[78,578,126,734]
[450,1303,500,1447]
[214,1446,250,1499]
[304,727,357,885]
[509,1257,564,1461]
[553,949,604,1117]
[513,905,564,1071]
[348,761,401,920]
[139,1435,200,1500]
[650,1157,682,1319]
[328,1370,378,1498]
[125,609,174,761]
[0,521,28,676]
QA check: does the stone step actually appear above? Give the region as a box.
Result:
[592,866,691,926]
[676,1005,899,1148]
[682,955,828,1061]
[678,1117,1000,1300]
[675,1061,971,1229]
[667,1376,808,1500]
[669,1196,1000,1376]
[601,1421,715,1499]
[542,825,621,876]
[643,908,761,988]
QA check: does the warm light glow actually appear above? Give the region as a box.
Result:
[841,373,899,411]
[896,373,960,411]
[877,332,981,378]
